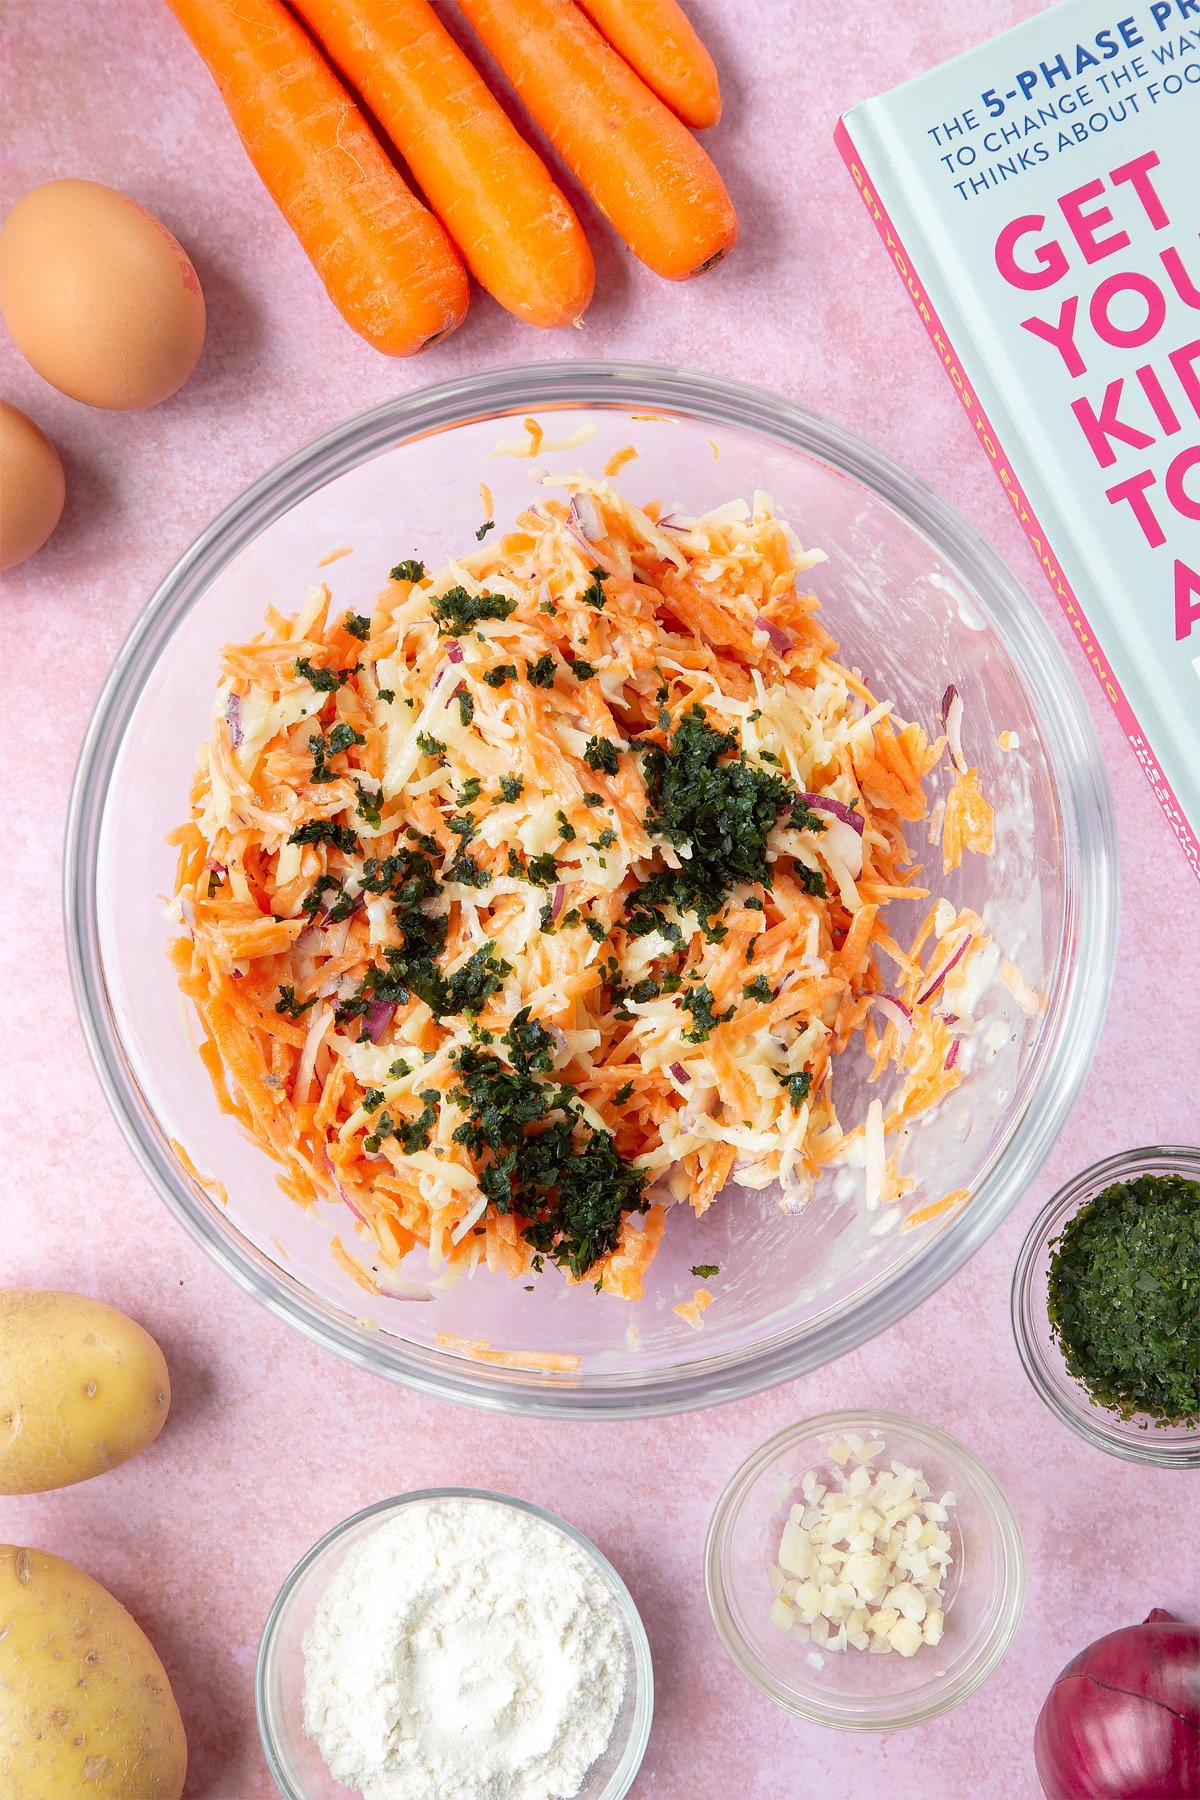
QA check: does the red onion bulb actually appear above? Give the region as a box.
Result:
[1034,1609,1200,1799]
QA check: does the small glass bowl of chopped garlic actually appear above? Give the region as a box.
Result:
[704,1410,1025,1729]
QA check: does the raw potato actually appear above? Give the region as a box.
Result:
[0,1546,187,1800]
[0,1290,170,1495]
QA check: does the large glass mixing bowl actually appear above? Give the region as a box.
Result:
[64,362,1117,1417]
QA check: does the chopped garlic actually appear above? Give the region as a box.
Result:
[767,1435,955,1658]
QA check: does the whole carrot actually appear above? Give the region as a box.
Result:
[575,0,721,129]
[289,0,594,328]
[454,0,736,280]
[162,0,469,354]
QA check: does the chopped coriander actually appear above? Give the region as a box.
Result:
[362,1088,385,1113]
[344,612,372,640]
[526,653,557,688]
[416,730,446,758]
[388,1059,411,1078]
[354,781,383,829]
[455,690,475,728]
[447,813,476,840]
[555,810,577,842]
[582,792,602,807]
[584,918,608,944]
[389,558,425,583]
[475,519,495,540]
[503,1006,556,1075]
[295,657,346,692]
[789,797,829,833]
[690,1264,720,1280]
[760,749,781,766]
[446,849,491,888]
[497,774,524,804]
[457,777,483,805]
[484,664,517,689]
[592,826,617,850]
[572,659,597,681]
[583,736,619,775]
[526,852,558,887]
[581,566,607,609]
[289,818,360,855]
[796,863,828,898]
[432,586,517,635]
[614,1081,634,1104]
[506,848,525,878]
[377,688,395,703]
[745,896,764,912]
[405,826,441,857]
[309,722,365,784]
[743,975,773,1002]
[629,977,661,1003]
[780,1069,813,1109]
[679,983,736,1043]
[275,984,316,1019]
[637,705,793,920]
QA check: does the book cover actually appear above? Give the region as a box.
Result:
[836,0,1199,877]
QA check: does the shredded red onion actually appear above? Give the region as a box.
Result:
[224,693,242,747]
[361,999,396,1043]
[870,994,913,1040]
[917,935,972,1005]
[569,492,605,542]
[550,884,566,922]
[446,637,464,664]
[800,791,865,836]
[944,1038,961,1071]
[941,683,967,772]
[754,614,793,655]
[668,1061,691,1084]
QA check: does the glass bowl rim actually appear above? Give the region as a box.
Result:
[255,1484,654,1800]
[62,357,1118,1418]
[703,1407,1026,1731]
[1010,1143,1200,1468]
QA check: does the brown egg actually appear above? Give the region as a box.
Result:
[0,179,206,410]
[0,401,66,571]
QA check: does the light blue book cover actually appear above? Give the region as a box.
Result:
[837,0,1199,876]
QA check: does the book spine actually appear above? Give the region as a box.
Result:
[834,117,1200,881]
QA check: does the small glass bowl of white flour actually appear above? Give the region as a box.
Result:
[256,1489,653,1800]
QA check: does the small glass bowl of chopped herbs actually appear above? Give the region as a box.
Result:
[704,1411,1025,1730]
[1011,1145,1200,1468]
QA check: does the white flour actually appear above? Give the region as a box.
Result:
[301,1497,629,1800]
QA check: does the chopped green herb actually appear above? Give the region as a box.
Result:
[1047,1173,1200,1426]
[308,722,365,784]
[614,1081,634,1104]
[572,659,597,681]
[592,826,617,850]
[525,852,559,887]
[289,819,360,855]
[582,792,602,807]
[389,558,425,583]
[496,774,524,803]
[679,982,736,1043]
[484,664,518,689]
[526,653,557,688]
[362,1088,385,1113]
[743,976,773,1002]
[416,731,446,758]
[581,566,607,609]
[295,656,347,692]
[503,1006,557,1075]
[475,519,496,540]
[275,984,316,1019]
[388,1059,411,1078]
[789,798,829,833]
[344,612,372,640]
[457,777,483,806]
[446,849,491,888]
[779,1070,813,1109]
[447,813,476,840]
[455,690,475,728]
[690,1264,720,1280]
[796,863,828,898]
[584,918,608,944]
[583,736,619,775]
[377,688,395,703]
[432,586,517,636]
[555,810,577,842]
[354,781,383,829]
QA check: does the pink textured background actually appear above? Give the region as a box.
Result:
[3,2,1197,1796]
